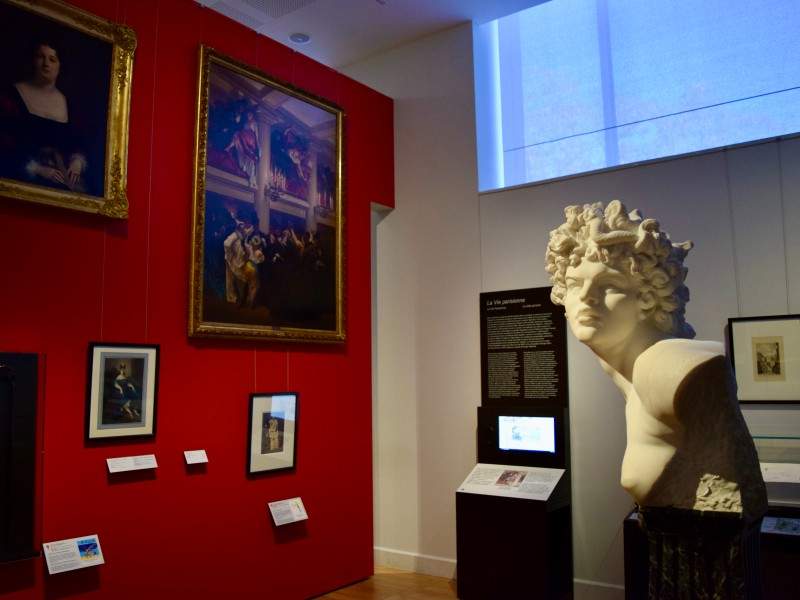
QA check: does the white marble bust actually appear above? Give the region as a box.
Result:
[545,200,766,520]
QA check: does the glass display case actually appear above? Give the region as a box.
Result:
[753,435,800,507]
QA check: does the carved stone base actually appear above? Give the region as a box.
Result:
[638,507,762,600]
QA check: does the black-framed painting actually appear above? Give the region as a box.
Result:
[190,46,344,343]
[729,315,800,403]
[86,343,159,440]
[248,392,298,474]
[0,0,136,218]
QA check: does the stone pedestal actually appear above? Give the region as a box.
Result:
[637,507,762,600]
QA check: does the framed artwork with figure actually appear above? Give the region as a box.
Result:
[0,0,135,218]
[189,46,344,343]
[85,343,159,440]
[729,315,800,403]
[248,392,298,475]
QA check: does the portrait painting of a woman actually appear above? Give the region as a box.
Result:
[0,0,134,217]
[0,39,94,193]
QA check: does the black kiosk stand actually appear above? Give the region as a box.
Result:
[456,405,573,600]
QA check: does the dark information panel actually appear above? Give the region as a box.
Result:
[0,353,39,562]
[480,287,567,406]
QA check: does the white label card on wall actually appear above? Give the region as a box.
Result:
[268,497,308,526]
[106,454,158,473]
[184,450,208,464]
[43,534,104,574]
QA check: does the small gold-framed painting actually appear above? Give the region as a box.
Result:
[190,46,344,343]
[729,315,800,403]
[0,0,136,218]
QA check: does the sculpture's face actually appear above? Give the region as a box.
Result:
[563,259,642,351]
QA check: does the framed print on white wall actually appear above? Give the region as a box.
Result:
[729,315,800,403]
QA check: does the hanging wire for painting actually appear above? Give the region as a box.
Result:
[99,228,107,339]
[143,4,161,342]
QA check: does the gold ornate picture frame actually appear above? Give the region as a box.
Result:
[190,46,345,343]
[0,0,135,218]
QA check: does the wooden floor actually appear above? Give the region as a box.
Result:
[316,566,458,600]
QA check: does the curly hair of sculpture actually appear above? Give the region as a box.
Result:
[545,199,695,339]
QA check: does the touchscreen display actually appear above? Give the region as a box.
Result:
[498,416,555,453]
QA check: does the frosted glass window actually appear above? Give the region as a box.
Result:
[474,0,800,191]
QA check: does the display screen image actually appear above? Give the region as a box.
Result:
[498,416,555,453]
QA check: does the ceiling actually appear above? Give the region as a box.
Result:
[196,0,549,69]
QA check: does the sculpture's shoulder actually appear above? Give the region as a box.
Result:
[632,339,727,420]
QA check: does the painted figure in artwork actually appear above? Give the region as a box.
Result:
[261,414,282,454]
[112,363,140,421]
[270,125,311,199]
[545,200,766,519]
[102,359,142,423]
[223,216,266,308]
[0,40,88,192]
[225,109,259,188]
[268,416,280,451]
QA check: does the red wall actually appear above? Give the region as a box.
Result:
[0,1,393,598]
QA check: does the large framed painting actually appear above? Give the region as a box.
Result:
[85,343,159,440]
[729,315,800,403]
[190,46,344,343]
[247,392,298,475]
[0,0,135,218]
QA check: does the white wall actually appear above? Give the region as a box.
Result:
[347,24,482,577]
[348,22,800,600]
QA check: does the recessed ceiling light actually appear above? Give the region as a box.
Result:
[289,32,311,44]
